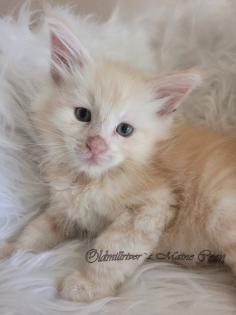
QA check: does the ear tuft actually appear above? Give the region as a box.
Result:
[47,15,91,84]
[152,72,202,116]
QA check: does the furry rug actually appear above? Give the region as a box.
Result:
[1,1,236,314]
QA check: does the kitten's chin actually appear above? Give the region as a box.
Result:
[78,162,115,178]
[75,156,123,178]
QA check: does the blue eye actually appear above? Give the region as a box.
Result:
[116,123,134,137]
[74,107,91,122]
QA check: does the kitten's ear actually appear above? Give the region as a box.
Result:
[151,72,202,116]
[48,15,91,84]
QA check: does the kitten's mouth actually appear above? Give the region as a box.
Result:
[81,152,113,167]
[86,155,100,165]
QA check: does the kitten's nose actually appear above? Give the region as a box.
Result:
[86,136,108,155]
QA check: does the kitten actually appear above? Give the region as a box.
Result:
[2,15,236,303]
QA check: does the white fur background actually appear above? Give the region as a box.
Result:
[1,1,236,314]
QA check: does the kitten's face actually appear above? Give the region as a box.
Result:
[35,18,200,178]
[43,62,172,177]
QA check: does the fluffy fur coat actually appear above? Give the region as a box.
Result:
[1,0,236,313]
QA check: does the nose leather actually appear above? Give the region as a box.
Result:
[86,136,108,155]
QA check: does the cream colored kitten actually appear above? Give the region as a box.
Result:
[2,16,236,303]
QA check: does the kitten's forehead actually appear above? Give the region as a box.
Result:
[75,61,151,114]
[58,60,156,133]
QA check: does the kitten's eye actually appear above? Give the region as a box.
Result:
[74,107,91,122]
[116,122,134,137]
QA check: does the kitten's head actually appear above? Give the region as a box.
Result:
[36,16,201,178]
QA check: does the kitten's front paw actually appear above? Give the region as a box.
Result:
[0,242,15,259]
[59,271,114,303]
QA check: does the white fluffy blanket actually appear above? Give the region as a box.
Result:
[1,1,236,314]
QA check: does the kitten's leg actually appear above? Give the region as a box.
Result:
[60,192,175,302]
[0,241,16,259]
[0,212,69,258]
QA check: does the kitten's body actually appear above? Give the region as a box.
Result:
[156,125,236,263]
[47,123,236,265]
[2,16,236,302]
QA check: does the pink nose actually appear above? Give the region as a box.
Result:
[86,136,108,155]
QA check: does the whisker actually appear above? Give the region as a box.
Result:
[15,142,65,147]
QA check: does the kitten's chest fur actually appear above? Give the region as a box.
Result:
[50,174,126,236]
